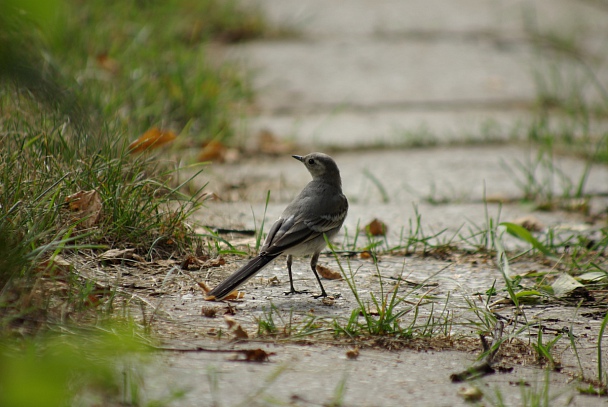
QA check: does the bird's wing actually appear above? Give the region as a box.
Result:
[261,194,348,256]
[261,215,319,256]
[304,193,348,232]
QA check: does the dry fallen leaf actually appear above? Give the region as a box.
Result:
[198,281,212,293]
[316,264,342,280]
[181,255,199,270]
[84,293,103,307]
[224,315,249,339]
[96,53,120,74]
[181,255,220,270]
[346,347,359,360]
[257,129,294,155]
[37,256,72,278]
[128,127,177,154]
[201,191,221,202]
[233,325,249,339]
[200,281,245,301]
[234,349,275,362]
[224,315,237,329]
[363,218,387,236]
[360,251,372,259]
[322,296,335,306]
[457,385,483,402]
[65,190,102,228]
[202,256,226,268]
[201,305,217,318]
[198,140,227,162]
[224,303,237,315]
[99,248,143,263]
[220,290,245,301]
[153,259,177,268]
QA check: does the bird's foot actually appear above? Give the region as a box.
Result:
[312,292,328,299]
[284,289,311,296]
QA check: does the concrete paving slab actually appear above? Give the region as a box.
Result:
[230,39,535,112]
[200,146,608,206]
[227,0,608,148]
[248,0,608,38]
[246,109,531,149]
[144,345,604,407]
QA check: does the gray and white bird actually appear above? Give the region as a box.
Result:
[207,152,348,300]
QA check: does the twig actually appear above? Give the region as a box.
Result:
[450,321,505,382]
[150,346,275,362]
[204,226,256,236]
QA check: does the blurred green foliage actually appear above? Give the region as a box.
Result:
[0,324,156,407]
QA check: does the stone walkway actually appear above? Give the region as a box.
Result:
[151,1,608,406]
[233,0,608,148]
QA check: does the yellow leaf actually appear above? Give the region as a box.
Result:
[128,128,176,154]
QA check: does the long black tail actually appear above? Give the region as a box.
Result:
[207,254,279,300]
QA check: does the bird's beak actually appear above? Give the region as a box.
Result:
[292,155,303,162]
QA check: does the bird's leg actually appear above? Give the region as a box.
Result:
[310,252,328,298]
[284,255,310,295]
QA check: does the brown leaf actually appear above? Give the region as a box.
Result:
[99,248,143,263]
[201,305,217,318]
[84,293,102,307]
[96,53,120,74]
[200,281,245,301]
[202,256,226,268]
[65,190,102,228]
[197,140,227,162]
[181,255,199,270]
[128,128,177,154]
[223,315,237,329]
[346,347,359,360]
[233,325,249,339]
[238,349,274,362]
[37,256,72,278]
[257,129,294,155]
[224,303,237,315]
[363,218,387,236]
[321,296,335,306]
[316,264,342,280]
[224,315,249,339]
[457,385,483,402]
[360,251,372,259]
[198,281,212,293]
[153,259,177,268]
[220,290,245,301]
[201,191,221,201]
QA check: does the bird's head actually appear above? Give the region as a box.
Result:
[292,152,342,186]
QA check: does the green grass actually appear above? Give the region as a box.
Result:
[486,370,563,407]
[0,0,273,336]
[515,2,608,198]
[328,236,451,339]
[2,0,270,142]
[0,322,186,407]
[0,0,272,399]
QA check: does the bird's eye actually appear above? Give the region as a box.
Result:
[308,158,315,165]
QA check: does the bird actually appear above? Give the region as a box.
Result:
[207,152,348,300]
